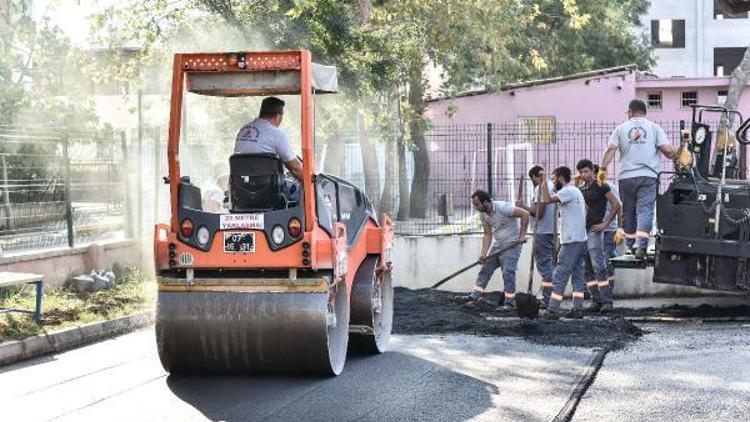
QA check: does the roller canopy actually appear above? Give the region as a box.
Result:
[186,63,338,97]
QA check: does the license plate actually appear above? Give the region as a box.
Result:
[220,213,264,230]
[223,232,255,253]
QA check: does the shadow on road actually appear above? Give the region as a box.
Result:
[166,351,499,421]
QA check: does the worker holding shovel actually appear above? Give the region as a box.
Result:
[468,189,530,311]
[516,165,558,308]
[539,167,589,319]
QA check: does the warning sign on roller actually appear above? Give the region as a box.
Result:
[219,213,265,230]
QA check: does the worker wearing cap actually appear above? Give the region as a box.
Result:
[469,189,529,310]
[235,96,304,181]
[539,166,588,319]
[599,99,675,259]
[516,165,557,307]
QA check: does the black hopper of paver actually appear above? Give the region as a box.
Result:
[393,287,643,350]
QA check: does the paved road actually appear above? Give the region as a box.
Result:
[0,330,595,422]
[575,322,750,421]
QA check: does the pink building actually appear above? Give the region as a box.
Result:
[422,65,750,206]
[427,65,750,125]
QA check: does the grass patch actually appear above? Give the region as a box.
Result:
[0,265,155,341]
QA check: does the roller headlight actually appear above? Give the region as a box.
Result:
[272,225,285,245]
[196,226,210,246]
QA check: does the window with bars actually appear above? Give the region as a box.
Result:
[647,92,663,109]
[681,91,698,108]
[718,90,728,106]
[518,116,556,144]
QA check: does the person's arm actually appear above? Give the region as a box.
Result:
[656,126,675,159]
[592,191,621,233]
[512,207,530,242]
[284,158,304,180]
[659,144,676,159]
[480,221,492,262]
[539,175,561,204]
[600,146,617,170]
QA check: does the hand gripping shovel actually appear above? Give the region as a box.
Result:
[430,240,526,289]
[516,201,542,319]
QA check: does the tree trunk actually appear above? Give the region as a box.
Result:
[719,44,750,177]
[358,109,381,212]
[380,137,397,218]
[408,65,430,218]
[397,134,410,220]
[720,43,750,129]
[323,130,345,177]
[396,91,410,220]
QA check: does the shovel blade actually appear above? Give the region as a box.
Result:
[515,292,540,319]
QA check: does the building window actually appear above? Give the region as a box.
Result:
[518,116,556,145]
[681,91,698,108]
[714,47,746,76]
[647,92,663,110]
[714,0,748,19]
[651,19,686,48]
[718,90,728,106]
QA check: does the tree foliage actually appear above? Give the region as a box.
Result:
[90,0,654,217]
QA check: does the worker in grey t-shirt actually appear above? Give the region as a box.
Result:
[469,189,529,310]
[539,166,588,319]
[516,165,557,305]
[599,99,675,259]
[234,97,303,180]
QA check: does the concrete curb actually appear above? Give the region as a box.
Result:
[0,310,154,367]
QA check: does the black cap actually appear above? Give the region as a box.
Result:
[628,99,647,114]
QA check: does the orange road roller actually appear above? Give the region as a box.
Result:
[153,50,395,375]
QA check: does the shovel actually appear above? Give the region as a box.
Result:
[516,194,542,319]
[430,240,526,289]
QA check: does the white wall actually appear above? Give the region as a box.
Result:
[643,0,750,77]
[392,235,726,297]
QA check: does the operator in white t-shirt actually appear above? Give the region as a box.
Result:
[234,97,303,180]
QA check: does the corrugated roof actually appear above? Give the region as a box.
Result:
[427,64,638,102]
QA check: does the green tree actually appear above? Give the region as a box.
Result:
[91,0,654,220]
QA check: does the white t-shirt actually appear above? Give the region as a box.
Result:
[608,117,669,180]
[533,180,557,235]
[234,118,295,161]
[555,185,588,244]
[479,201,519,249]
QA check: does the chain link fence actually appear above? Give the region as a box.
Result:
[0,127,129,254]
[2,119,742,254]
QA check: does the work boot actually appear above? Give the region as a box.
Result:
[566,308,584,319]
[600,302,614,313]
[466,290,482,302]
[586,301,603,313]
[634,248,646,260]
[496,301,516,312]
[540,308,562,320]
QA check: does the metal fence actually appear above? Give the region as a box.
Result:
[389,120,745,235]
[0,127,129,254]
[2,119,742,253]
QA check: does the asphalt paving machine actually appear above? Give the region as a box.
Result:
[613,104,750,293]
[153,50,394,375]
